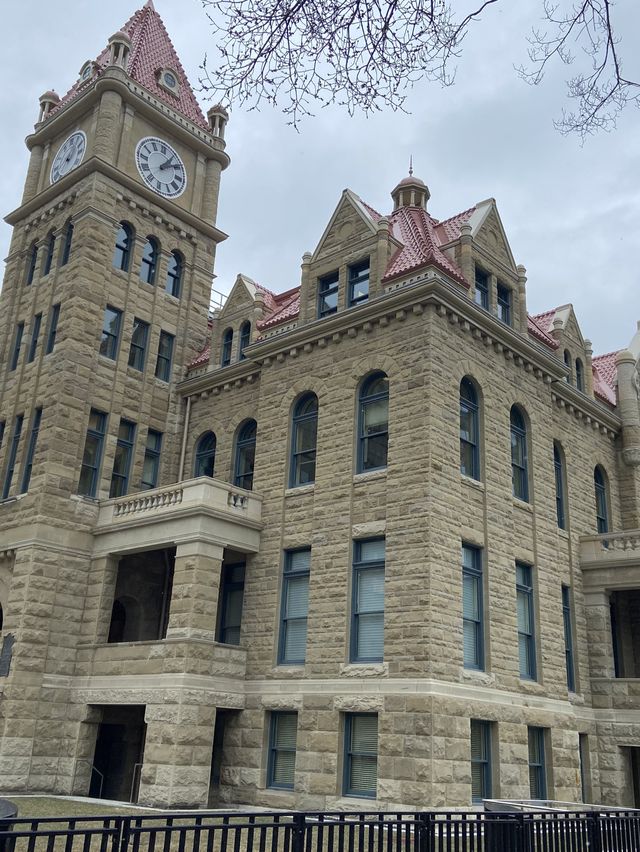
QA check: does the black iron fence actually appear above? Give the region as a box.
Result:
[1,810,640,852]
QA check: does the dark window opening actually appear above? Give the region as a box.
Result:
[497,283,512,325]
[113,223,133,272]
[100,306,122,360]
[78,409,107,498]
[194,431,216,477]
[107,548,175,643]
[26,243,38,285]
[165,250,183,298]
[27,314,42,363]
[460,378,480,480]
[155,331,174,382]
[234,419,256,490]
[42,232,55,276]
[90,705,146,802]
[45,304,60,354]
[109,419,136,498]
[128,318,149,371]
[239,321,251,360]
[510,406,529,502]
[594,465,609,534]
[318,270,339,318]
[290,393,318,487]
[60,221,74,267]
[221,328,233,366]
[217,563,245,645]
[139,237,159,285]
[348,258,370,306]
[141,429,162,490]
[358,372,389,472]
[474,268,489,310]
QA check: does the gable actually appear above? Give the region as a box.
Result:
[312,191,379,265]
[218,275,259,320]
[472,205,517,272]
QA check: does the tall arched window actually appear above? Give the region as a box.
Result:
[60,220,74,266]
[510,405,529,502]
[42,231,56,276]
[460,377,480,480]
[290,393,318,487]
[563,349,572,383]
[139,237,159,284]
[594,465,610,534]
[113,222,133,271]
[554,442,566,529]
[221,328,233,366]
[235,419,257,490]
[165,250,183,297]
[25,242,38,285]
[194,431,216,478]
[575,358,585,392]
[358,372,389,473]
[239,321,251,360]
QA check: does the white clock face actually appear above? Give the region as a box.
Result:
[135,136,187,199]
[50,131,87,184]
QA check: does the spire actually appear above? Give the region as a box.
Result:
[409,155,413,177]
[40,2,209,131]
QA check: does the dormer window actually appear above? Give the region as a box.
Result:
[497,283,512,326]
[318,271,339,318]
[348,259,370,306]
[79,61,96,83]
[157,68,180,96]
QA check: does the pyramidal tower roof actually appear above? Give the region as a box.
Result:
[46,1,209,130]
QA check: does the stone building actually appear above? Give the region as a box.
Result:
[1,0,640,812]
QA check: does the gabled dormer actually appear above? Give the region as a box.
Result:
[209,274,271,368]
[532,305,594,396]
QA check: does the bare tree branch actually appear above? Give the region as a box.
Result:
[199,0,638,134]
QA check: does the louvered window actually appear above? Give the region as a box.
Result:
[463,545,483,670]
[516,563,536,680]
[344,714,378,798]
[528,727,547,799]
[470,720,492,802]
[267,712,298,789]
[351,539,385,662]
[279,549,310,664]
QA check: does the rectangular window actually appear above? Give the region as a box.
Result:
[463,544,484,670]
[2,414,24,499]
[128,318,149,371]
[155,330,174,382]
[78,409,107,498]
[562,585,575,692]
[27,314,42,363]
[318,270,339,318]
[344,713,378,798]
[20,407,42,493]
[218,563,245,645]
[45,304,60,354]
[267,712,298,790]
[474,268,489,310]
[528,727,547,799]
[517,563,536,680]
[279,548,310,664]
[497,283,512,325]
[351,538,385,663]
[109,419,136,498]
[348,258,370,306]
[470,720,492,802]
[141,428,162,490]
[100,305,122,360]
[10,322,24,371]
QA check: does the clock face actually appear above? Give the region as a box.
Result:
[50,131,87,184]
[135,136,187,199]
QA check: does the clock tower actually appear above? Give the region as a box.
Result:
[0,1,229,799]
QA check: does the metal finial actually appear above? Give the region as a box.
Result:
[409,155,413,177]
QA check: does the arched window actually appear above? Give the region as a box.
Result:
[575,358,585,392]
[554,442,566,529]
[594,466,610,534]
[290,393,318,487]
[358,372,389,473]
[221,328,233,367]
[113,222,133,271]
[460,377,480,480]
[239,321,251,360]
[165,250,183,297]
[194,431,216,478]
[563,349,572,383]
[139,237,159,284]
[42,231,56,276]
[235,419,257,490]
[60,220,74,266]
[26,242,38,285]
[510,405,529,502]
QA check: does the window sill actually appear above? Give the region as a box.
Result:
[353,469,387,485]
[513,498,533,514]
[557,527,570,540]
[461,475,484,492]
[0,495,24,508]
[568,691,585,706]
[154,377,171,387]
[97,354,117,366]
[518,678,544,694]
[271,665,305,676]
[164,291,180,304]
[285,483,315,497]
[460,668,495,687]
[126,366,145,378]
[340,662,388,678]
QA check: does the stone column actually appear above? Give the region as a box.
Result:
[201,158,222,224]
[516,264,528,334]
[297,252,312,324]
[584,590,615,679]
[458,223,473,286]
[22,145,44,204]
[373,217,390,300]
[93,91,123,163]
[78,555,119,648]
[166,541,224,640]
[139,698,217,807]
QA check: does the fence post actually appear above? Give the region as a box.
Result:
[415,813,431,852]
[116,817,131,852]
[292,812,306,852]
[588,813,602,852]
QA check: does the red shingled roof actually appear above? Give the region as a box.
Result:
[527,314,559,350]
[592,351,619,405]
[46,1,209,131]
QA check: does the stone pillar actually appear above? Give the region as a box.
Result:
[458,223,473,287]
[166,541,224,640]
[201,158,222,224]
[516,264,528,334]
[297,252,312,325]
[93,90,123,163]
[584,590,615,679]
[139,698,217,807]
[22,145,44,204]
[373,217,390,300]
[584,339,595,396]
[77,555,119,648]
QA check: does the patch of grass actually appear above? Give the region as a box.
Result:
[4,796,155,819]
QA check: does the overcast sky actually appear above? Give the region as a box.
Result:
[2,0,639,356]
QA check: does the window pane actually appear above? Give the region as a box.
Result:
[359,539,385,562]
[283,618,308,661]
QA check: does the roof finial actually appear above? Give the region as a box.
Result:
[144,0,155,8]
[409,155,413,177]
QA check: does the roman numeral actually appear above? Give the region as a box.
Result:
[170,180,180,191]
[160,144,167,154]
[151,141,158,152]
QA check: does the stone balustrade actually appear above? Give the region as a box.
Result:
[93,476,262,557]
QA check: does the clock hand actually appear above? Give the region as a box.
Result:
[159,158,177,171]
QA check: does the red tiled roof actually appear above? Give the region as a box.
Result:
[530,309,557,333]
[384,206,468,287]
[46,1,209,130]
[257,290,300,330]
[433,206,476,244]
[527,314,558,350]
[592,351,619,405]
